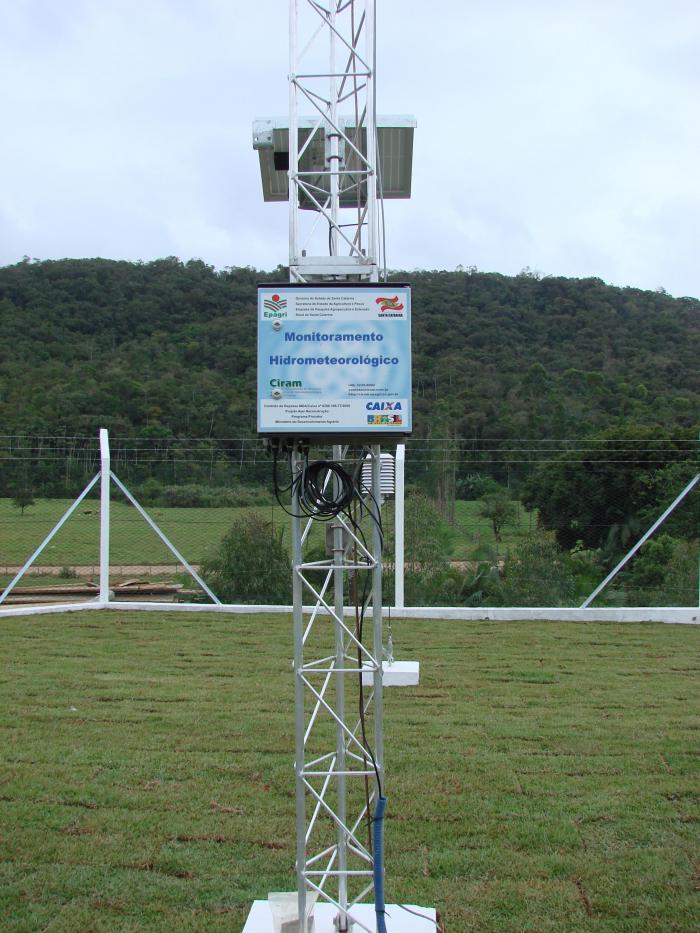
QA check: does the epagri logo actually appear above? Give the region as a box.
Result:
[375,295,404,316]
[366,400,402,426]
[263,293,288,318]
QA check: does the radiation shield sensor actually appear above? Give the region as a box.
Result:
[257,283,412,438]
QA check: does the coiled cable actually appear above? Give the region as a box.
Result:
[297,459,355,519]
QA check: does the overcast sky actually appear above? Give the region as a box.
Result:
[1,0,698,296]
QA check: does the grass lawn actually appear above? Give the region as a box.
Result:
[0,497,534,571]
[0,611,698,931]
[0,499,292,568]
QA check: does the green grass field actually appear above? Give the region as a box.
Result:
[452,500,535,559]
[0,497,532,572]
[0,499,291,568]
[0,611,698,931]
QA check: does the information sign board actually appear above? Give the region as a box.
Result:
[257,284,411,437]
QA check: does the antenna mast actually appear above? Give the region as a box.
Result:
[250,3,420,930]
[289,5,382,929]
[289,0,379,283]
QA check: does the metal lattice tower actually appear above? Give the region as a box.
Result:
[252,1,414,926]
[289,2,383,930]
[290,446,384,931]
[289,0,379,284]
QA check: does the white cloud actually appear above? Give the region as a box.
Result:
[1,0,698,295]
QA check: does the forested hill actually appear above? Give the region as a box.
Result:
[0,257,698,441]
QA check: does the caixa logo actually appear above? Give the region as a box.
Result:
[366,401,403,425]
[366,401,402,411]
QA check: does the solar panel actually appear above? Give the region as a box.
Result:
[253,116,416,207]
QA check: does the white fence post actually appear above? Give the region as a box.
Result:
[99,428,110,605]
[394,443,405,610]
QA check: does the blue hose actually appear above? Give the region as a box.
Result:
[372,795,388,933]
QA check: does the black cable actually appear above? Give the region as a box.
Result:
[355,558,383,799]
[298,460,355,519]
[270,443,385,795]
[394,904,444,931]
[271,446,303,519]
[272,447,361,521]
[349,502,375,854]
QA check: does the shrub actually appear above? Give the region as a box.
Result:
[495,535,576,607]
[202,511,291,604]
[458,473,503,501]
[133,482,274,509]
[384,488,456,606]
[136,477,163,505]
[624,535,698,606]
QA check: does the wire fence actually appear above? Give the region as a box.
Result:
[0,434,697,608]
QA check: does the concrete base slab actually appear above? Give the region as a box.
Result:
[243,900,436,932]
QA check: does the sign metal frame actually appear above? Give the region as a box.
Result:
[257,282,412,440]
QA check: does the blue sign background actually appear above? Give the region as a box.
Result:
[257,285,412,435]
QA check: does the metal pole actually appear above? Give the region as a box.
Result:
[291,449,307,929]
[332,446,348,929]
[99,428,110,604]
[365,0,377,278]
[371,444,384,779]
[394,443,405,610]
[290,4,305,920]
[329,2,339,259]
[289,0,300,280]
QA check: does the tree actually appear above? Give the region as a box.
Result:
[636,462,699,540]
[522,425,696,552]
[12,489,34,516]
[1,258,699,496]
[479,489,517,542]
[626,534,676,591]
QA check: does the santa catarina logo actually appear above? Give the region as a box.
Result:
[263,293,288,317]
[375,295,405,316]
